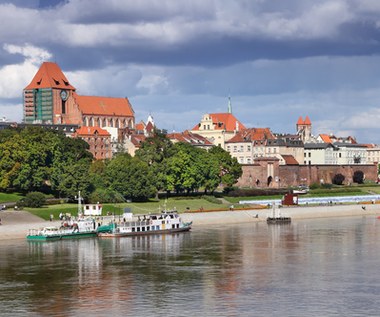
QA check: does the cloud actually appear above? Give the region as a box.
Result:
[0,44,52,99]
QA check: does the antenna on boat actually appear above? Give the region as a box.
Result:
[76,191,83,217]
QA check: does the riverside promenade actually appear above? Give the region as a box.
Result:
[0,203,379,241]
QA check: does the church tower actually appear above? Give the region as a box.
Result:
[23,62,76,124]
[296,116,312,143]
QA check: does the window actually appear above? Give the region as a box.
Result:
[233,146,237,152]
[247,145,251,151]
[240,145,244,152]
[308,153,311,157]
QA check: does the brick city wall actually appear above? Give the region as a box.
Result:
[236,163,378,188]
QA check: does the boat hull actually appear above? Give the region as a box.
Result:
[98,226,191,238]
[266,217,291,224]
[27,231,97,241]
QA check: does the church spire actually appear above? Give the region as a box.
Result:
[228,96,232,114]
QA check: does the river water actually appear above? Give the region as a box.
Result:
[0,216,379,317]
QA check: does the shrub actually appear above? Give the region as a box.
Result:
[353,171,364,184]
[332,173,345,185]
[22,192,46,208]
[309,183,320,190]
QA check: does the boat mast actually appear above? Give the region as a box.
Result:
[77,191,83,216]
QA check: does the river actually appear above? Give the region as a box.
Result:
[0,216,379,317]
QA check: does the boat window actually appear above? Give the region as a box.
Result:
[137,227,140,232]
[142,227,145,232]
[161,220,165,224]
[147,226,150,231]
[132,227,135,232]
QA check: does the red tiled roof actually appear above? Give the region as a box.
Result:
[167,131,213,146]
[129,134,146,147]
[296,116,304,125]
[226,128,275,143]
[281,155,299,165]
[192,113,246,132]
[319,134,333,143]
[75,126,110,136]
[24,62,76,90]
[135,121,145,131]
[74,94,134,117]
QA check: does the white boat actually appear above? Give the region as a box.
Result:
[27,217,98,241]
[266,204,291,224]
[27,191,98,241]
[97,210,192,238]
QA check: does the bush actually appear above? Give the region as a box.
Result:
[353,171,364,184]
[332,173,345,185]
[21,192,46,208]
[309,183,320,190]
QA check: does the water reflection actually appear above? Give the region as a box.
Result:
[0,217,379,316]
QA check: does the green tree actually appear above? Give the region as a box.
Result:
[166,149,198,193]
[135,131,175,195]
[209,146,242,189]
[104,153,155,201]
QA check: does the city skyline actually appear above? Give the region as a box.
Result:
[1,0,380,143]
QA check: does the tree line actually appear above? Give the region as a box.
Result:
[0,127,242,202]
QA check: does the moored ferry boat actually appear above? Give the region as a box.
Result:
[27,191,99,241]
[27,218,98,241]
[97,210,192,238]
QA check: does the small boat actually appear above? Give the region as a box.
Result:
[27,191,98,241]
[266,204,291,224]
[27,218,98,241]
[97,210,192,238]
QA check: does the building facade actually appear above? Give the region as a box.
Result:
[23,62,135,159]
[190,112,246,148]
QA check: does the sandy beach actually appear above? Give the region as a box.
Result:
[0,203,378,241]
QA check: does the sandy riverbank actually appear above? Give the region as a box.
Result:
[0,204,379,241]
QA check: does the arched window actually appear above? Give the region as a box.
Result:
[103,118,107,127]
[97,118,101,126]
[115,119,119,128]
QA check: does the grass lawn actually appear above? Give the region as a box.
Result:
[25,198,233,221]
[0,192,23,203]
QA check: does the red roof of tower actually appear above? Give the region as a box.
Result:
[296,116,304,125]
[74,94,134,117]
[24,62,76,90]
[304,116,311,125]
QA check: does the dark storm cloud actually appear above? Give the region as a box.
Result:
[2,0,380,143]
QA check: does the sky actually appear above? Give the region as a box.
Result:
[1,0,380,143]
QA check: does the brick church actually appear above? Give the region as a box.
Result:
[23,62,135,159]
